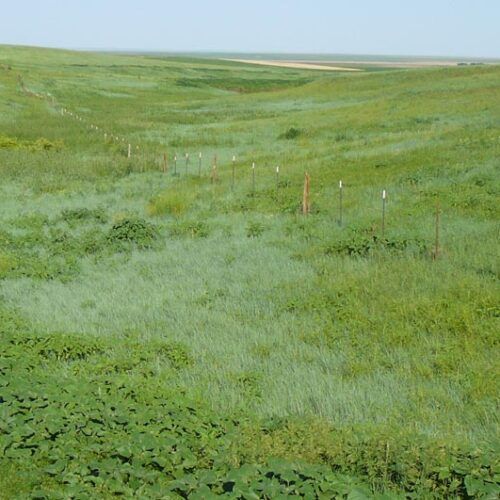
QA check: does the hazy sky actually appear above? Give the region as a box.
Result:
[1,0,499,57]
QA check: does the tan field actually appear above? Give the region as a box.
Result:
[222,58,362,71]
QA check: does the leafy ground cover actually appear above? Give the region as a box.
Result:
[0,45,499,498]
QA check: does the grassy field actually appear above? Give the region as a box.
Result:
[0,45,499,498]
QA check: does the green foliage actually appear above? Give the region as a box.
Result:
[169,219,210,238]
[323,232,429,257]
[107,217,159,249]
[0,135,63,151]
[246,221,266,238]
[60,207,107,225]
[0,318,498,498]
[279,126,303,140]
[176,76,311,93]
[147,190,193,217]
[7,332,103,362]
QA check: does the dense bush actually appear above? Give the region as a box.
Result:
[107,217,159,249]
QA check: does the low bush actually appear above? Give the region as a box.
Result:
[107,217,159,249]
[279,127,303,140]
[324,233,428,257]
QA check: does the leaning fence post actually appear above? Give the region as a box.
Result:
[302,172,311,215]
[276,166,280,193]
[198,152,202,177]
[128,144,131,159]
[174,154,177,175]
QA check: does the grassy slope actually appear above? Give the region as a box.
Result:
[0,45,499,497]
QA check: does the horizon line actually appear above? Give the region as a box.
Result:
[1,43,499,61]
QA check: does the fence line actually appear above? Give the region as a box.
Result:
[15,74,443,252]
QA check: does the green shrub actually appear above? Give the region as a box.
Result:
[279,127,302,140]
[324,233,428,257]
[107,217,159,249]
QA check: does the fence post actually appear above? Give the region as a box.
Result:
[198,152,202,177]
[382,190,387,238]
[252,162,256,194]
[434,200,441,259]
[163,153,168,173]
[211,154,218,184]
[339,180,343,226]
[303,172,310,215]
[232,155,236,190]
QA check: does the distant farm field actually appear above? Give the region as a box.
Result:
[0,45,499,498]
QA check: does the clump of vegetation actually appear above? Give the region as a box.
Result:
[0,135,63,151]
[324,233,428,257]
[246,221,266,238]
[156,341,193,369]
[279,126,303,140]
[61,207,107,225]
[107,217,159,249]
[8,332,104,362]
[169,219,210,238]
[147,190,192,217]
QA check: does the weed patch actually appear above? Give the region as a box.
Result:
[107,217,159,249]
[169,219,210,238]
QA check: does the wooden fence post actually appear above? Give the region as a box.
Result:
[163,153,168,173]
[434,200,441,259]
[232,155,236,190]
[211,154,218,184]
[303,172,311,215]
[338,180,343,226]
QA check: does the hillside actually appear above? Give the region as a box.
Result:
[0,45,499,498]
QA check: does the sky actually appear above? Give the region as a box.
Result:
[1,0,499,58]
